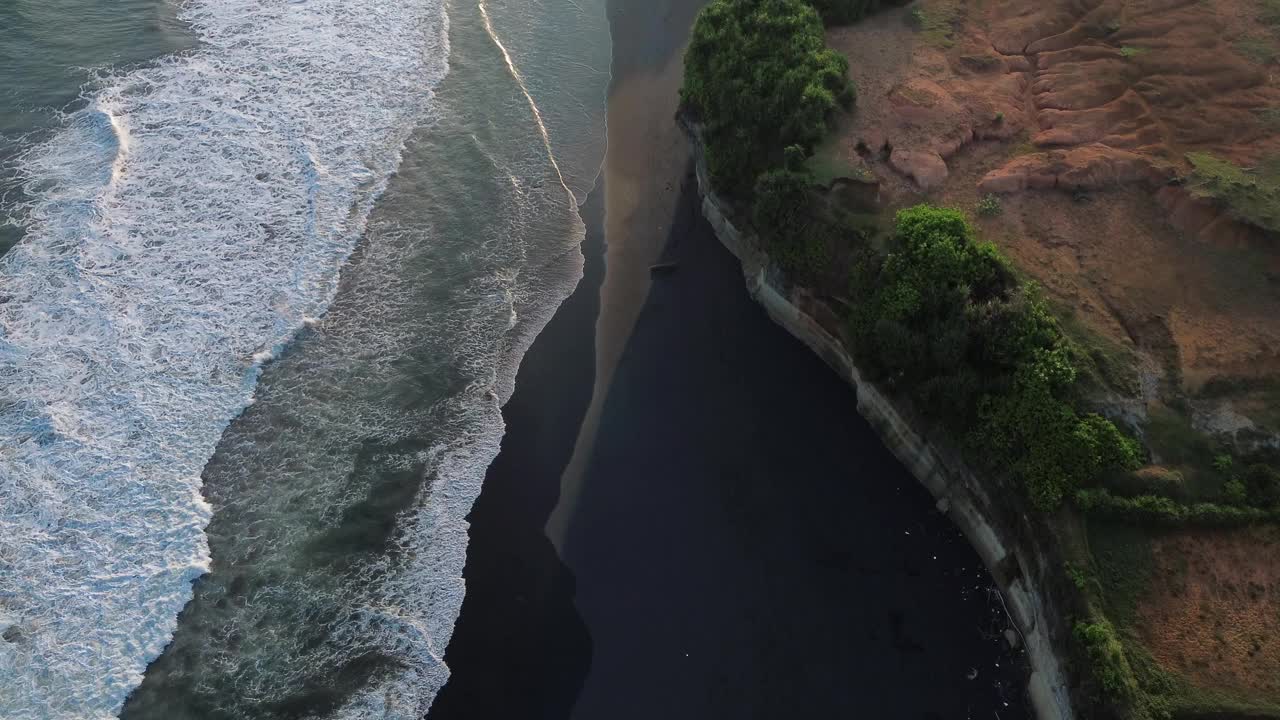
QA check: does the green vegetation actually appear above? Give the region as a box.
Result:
[1263,0,1280,25]
[808,0,905,24]
[806,137,873,185]
[753,170,834,276]
[847,206,1140,509]
[682,0,852,195]
[976,193,1002,217]
[1076,618,1140,702]
[1185,152,1280,234]
[906,0,961,47]
[1119,46,1148,58]
[1235,37,1279,64]
[685,6,1280,718]
[1076,488,1280,526]
[1051,305,1142,399]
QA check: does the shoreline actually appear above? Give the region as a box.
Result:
[427,188,605,719]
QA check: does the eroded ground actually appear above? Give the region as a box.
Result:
[823,0,1280,443]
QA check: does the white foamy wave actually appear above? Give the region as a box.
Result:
[0,0,449,716]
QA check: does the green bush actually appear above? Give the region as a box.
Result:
[1075,619,1138,702]
[753,170,813,237]
[1243,463,1280,507]
[976,193,1002,216]
[682,0,853,194]
[1075,488,1278,527]
[847,206,1139,509]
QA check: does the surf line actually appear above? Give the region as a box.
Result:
[477,1,574,202]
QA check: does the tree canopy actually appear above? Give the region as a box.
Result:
[682,0,853,193]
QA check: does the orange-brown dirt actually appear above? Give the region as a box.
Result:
[824,0,1280,440]
[1137,527,1280,697]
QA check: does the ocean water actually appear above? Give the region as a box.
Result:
[0,0,610,718]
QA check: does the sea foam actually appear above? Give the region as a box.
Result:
[0,0,448,716]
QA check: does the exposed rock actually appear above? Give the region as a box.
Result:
[979,145,1171,193]
[890,149,949,190]
[1005,627,1022,650]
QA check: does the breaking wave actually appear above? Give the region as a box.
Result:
[0,0,449,716]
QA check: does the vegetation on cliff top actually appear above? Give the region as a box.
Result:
[844,206,1141,509]
[681,0,852,194]
[1186,152,1280,234]
[684,2,1280,718]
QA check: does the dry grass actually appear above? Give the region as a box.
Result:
[1137,527,1280,699]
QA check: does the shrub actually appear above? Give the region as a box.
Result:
[1244,463,1280,507]
[977,193,1002,216]
[846,205,1138,509]
[1075,619,1138,702]
[1075,488,1278,527]
[753,169,825,276]
[1224,477,1250,505]
[753,170,813,239]
[682,0,853,194]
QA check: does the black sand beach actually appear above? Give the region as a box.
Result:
[431,0,1031,717]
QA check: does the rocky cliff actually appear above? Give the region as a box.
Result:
[684,121,1079,720]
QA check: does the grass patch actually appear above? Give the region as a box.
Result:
[1088,520,1156,626]
[1009,136,1039,157]
[1050,303,1143,399]
[1254,106,1280,132]
[906,0,961,48]
[1260,0,1280,25]
[1235,37,1279,65]
[806,138,871,186]
[1185,151,1280,234]
[1144,405,1224,497]
[1120,46,1149,58]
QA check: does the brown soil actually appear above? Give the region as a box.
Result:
[1137,527,1280,697]
[824,0,1280,436]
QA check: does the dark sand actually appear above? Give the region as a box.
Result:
[431,0,1031,717]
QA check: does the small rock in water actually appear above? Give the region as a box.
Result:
[1004,628,1021,650]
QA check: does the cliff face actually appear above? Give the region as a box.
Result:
[684,123,1078,720]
